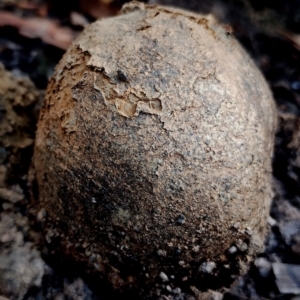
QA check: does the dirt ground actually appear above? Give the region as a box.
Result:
[1,0,300,299]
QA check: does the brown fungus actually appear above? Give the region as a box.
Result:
[31,1,277,292]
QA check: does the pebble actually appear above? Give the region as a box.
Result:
[54,293,65,300]
[37,208,47,221]
[192,245,200,252]
[159,271,169,282]
[200,290,223,300]
[182,276,188,281]
[228,246,238,254]
[245,227,253,236]
[235,239,248,252]
[279,220,300,246]
[248,233,264,256]
[173,287,181,294]
[267,216,277,227]
[157,249,167,257]
[191,286,223,300]
[176,214,186,225]
[2,203,13,211]
[0,187,24,203]
[1,233,13,243]
[273,262,300,294]
[166,285,172,292]
[254,257,272,278]
[265,231,279,252]
[175,248,181,255]
[198,261,216,274]
[291,81,300,91]
[233,222,240,230]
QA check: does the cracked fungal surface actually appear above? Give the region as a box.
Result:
[32,1,277,291]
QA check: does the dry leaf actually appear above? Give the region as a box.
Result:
[79,0,118,19]
[0,11,77,49]
[70,11,89,27]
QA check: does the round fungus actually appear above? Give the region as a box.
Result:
[31,1,277,291]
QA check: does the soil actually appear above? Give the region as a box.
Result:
[0,0,300,299]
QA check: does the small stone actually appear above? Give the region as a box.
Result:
[117,69,128,82]
[254,257,271,278]
[37,208,47,221]
[273,263,300,294]
[267,216,277,227]
[245,227,253,235]
[157,249,167,257]
[182,276,188,281]
[54,293,65,300]
[45,234,51,243]
[2,203,13,211]
[133,226,140,232]
[248,233,264,256]
[238,259,249,274]
[0,240,45,299]
[199,290,223,300]
[233,222,240,230]
[159,271,169,282]
[166,285,172,292]
[70,11,89,27]
[279,220,300,246]
[198,261,216,274]
[14,232,23,246]
[63,278,93,299]
[173,287,181,294]
[175,248,181,255]
[235,239,248,252]
[176,214,185,225]
[0,187,24,203]
[265,230,279,252]
[192,245,200,253]
[1,233,13,243]
[191,286,223,300]
[228,246,237,254]
[291,81,300,91]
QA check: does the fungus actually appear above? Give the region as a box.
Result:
[31,1,277,292]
